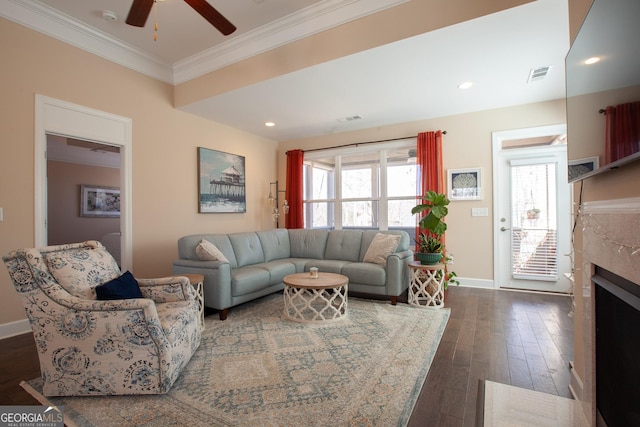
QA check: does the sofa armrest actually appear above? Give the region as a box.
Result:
[385,250,413,296]
[172,259,232,311]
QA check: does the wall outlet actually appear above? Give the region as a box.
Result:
[471,207,489,217]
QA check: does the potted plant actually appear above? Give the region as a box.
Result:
[411,190,459,288]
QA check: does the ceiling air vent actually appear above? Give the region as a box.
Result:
[337,115,363,123]
[527,66,551,83]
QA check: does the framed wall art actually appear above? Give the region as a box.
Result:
[80,185,120,217]
[198,147,246,213]
[448,168,482,201]
[568,156,599,182]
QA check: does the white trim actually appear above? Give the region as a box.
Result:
[173,0,410,84]
[2,0,408,85]
[35,95,133,272]
[456,277,494,289]
[582,197,640,214]
[569,361,584,401]
[0,319,31,340]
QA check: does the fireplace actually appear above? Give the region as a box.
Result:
[577,198,640,426]
[593,267,640,426]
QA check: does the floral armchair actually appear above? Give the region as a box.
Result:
[3,241,201,396]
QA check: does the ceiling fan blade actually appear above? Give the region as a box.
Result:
[126,0,154,27]
[184,0,237,35]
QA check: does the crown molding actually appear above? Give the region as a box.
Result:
[172,0,410,84]
[1,0,408,86]
[1,0,173,82]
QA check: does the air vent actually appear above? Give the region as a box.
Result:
[337,115,363,123]
[527,66,551,83]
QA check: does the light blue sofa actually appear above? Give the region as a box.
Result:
[172,228,413,320]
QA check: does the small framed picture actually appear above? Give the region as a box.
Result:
[198,147,246,213]
[80,185,120,217]
[448,168,482,201]
[568,156,599,182]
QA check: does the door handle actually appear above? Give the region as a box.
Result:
[500,226,510,231]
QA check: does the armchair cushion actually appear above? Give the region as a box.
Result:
[96,271,143,300]
[44,241,121,300]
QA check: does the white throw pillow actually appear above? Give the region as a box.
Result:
[363,233,401,266]
[196,239,229,263]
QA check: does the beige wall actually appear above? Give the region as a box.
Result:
[279,99,567,282]
[47,161,120,245]
[0,18,278,327]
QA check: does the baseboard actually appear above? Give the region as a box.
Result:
[0,318,31,340]
[569,361,584,401]
[457,277,494,289]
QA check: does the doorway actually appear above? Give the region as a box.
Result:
[35,95,133,271]
[492,125,572,293]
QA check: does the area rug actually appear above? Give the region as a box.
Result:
[22,293,450,427]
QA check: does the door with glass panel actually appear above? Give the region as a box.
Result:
[496,144,572,292]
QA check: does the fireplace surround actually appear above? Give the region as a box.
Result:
[578,197,640,426]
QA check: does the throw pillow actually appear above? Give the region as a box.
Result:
[363,233,401,266]
[196,239,229,263]
[95,271,143,300]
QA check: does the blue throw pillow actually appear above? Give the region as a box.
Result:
[96,271,143,300]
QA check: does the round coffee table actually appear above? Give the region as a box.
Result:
[283,272,349,322]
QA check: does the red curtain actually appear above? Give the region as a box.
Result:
[415,131,444,246]
[285,149,304,229]
[605,101,640,164]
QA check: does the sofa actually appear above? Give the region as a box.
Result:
[172,228,413,320]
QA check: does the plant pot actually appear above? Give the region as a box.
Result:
[416,252,442,265]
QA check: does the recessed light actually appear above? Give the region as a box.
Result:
[584,57,601,65]
[264,122,275,127]
[457,81,473,90]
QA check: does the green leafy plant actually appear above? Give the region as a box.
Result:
[417,233,443,254]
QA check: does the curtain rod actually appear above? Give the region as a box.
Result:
[599,109,606,114]
[299,131,447,153]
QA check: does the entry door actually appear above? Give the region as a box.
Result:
[495,144,572,293]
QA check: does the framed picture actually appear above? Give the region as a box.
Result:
[448,168,482,200]
[80,185,120,217]
[198,147,246,213]
[568,156,599,182]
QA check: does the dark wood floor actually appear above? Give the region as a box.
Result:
[0,287,574,426]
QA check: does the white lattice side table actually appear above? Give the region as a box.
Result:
[171,273,205,329]
[283,272,348,322]
[408,261,445,308]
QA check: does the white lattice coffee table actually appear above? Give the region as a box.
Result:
[283,272,348,322]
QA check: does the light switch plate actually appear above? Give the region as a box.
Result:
[472,207,489,217]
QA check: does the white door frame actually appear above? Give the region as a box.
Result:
[35,95,133,271]
[491,124,570,292]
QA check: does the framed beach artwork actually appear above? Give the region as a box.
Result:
[198,147,246,213]
[80,185,120,217]
[448,168,482,201]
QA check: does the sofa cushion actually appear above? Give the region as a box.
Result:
[253,260,296,285]
[231,267,271,296]
[289,229,329,259]
[95,271,143,300]
[257,229,291,262]
[305,260,352,274]
[44,243,121,300]
[363,233,401,265]
[341,262,386,287]
[229,232,265,267]
[178,234,238,268]
[195,239,229,263]
[324,230,362,262]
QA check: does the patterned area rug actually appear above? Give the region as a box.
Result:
[22,293,450,427]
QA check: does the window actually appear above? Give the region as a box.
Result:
[303,141,417,232]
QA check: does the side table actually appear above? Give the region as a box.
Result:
[171,273,205,328]
[408,261,445,308]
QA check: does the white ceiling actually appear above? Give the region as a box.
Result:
[2,0,570,141]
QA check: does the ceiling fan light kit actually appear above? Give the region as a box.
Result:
[126,0,236,36]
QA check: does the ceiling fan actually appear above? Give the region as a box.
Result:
[126,0,236,36]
